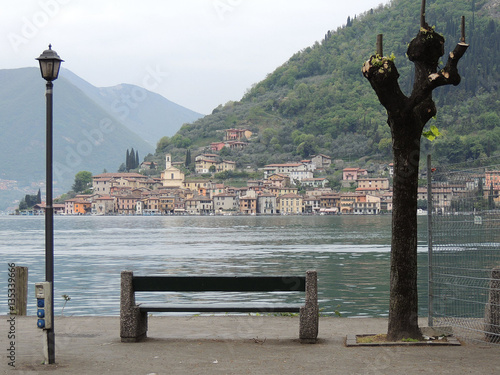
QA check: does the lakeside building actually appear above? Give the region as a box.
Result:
[311,154,332,170]
[92,172,152,195]
[319,194,340,211]
[91,196,115,215]
[257,193,277,215]
[213,193,239,213]
[239,195,257,215]
[263,163,313,182]
[33,202,65,215]
[352,195,381,215]
[267,174,291,188]
[417,186,453,213]
[224,128,252,141]
[356,178,390,192]
[278,193,303,215]
[342,168,368,181]
[64,195,93,215]
[303,195,321,214]
[161,154,184,189]
[116,192,142,215]
[485,171,500,203]
[301,178,329,188]
[210,141,248,151]
[195,158,236,174]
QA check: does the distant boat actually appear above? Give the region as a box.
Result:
[417,209,427,216]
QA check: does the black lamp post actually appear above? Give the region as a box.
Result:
[36,44,63,365]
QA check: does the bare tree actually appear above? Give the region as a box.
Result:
[362,0,468,340]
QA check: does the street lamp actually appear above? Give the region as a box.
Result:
[36,44,63,365]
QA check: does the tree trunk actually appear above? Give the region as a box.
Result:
[388,116,422,340]
[362,6,468,340]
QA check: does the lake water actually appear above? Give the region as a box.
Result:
[0,215,430,317]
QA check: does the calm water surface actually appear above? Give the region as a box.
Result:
[0,215,429,317]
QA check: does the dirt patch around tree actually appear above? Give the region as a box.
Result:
[345,326,462,347]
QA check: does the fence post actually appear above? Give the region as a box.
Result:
[485,266,500,343]
[13,266,28,315]
[427,155,434,327]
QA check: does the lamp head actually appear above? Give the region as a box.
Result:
[36,44,64,82]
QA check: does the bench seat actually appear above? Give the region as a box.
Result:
[138,303,302,313]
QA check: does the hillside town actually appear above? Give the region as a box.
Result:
[27,147,500,216]
[19,127,498,216]
[34,152,390,215]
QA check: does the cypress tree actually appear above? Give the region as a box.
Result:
[489,183,495,210]
[126,149,130,171]
[130,148,136,170]
[130,148,134,170]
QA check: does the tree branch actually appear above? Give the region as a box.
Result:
[362,56,407,114]
[420,0,428,29]
[428,42,469,86]
[377,34,383,56]
[408,41,469,111]
[461,15,466,43]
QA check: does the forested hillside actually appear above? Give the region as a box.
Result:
[157,0,500,168]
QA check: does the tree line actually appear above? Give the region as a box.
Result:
[18,190,42,210]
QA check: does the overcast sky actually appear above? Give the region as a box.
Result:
[2,0,390,114]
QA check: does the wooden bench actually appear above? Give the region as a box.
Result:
[120,270,318,343]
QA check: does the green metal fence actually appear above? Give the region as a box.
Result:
[428,155,500,345]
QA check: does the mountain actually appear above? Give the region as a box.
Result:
[0,68,202,210]
[160,0,500,169]
[62,69,203,145]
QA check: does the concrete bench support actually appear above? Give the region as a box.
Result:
[300,270,319,343]
[485,266,500,343]
[120,271,147,342]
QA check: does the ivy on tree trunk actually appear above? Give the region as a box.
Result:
[362,1,468,341]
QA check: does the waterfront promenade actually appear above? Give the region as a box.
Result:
[3,315,499,374]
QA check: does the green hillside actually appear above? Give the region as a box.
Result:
[161,0,500,167]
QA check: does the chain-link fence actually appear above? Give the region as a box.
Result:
[428,155,500,345]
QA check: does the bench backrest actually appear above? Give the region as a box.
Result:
[132,276,306,292]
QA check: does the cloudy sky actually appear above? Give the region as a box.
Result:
[2,0,390,114]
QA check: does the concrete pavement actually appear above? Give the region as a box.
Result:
[3,315,499,374]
